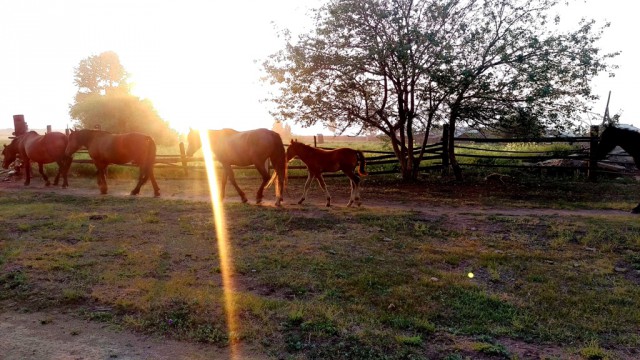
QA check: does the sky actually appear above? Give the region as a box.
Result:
[0,0,637,135]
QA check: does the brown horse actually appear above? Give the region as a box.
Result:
[186,128,286,206]
[286,140,367,207]
[65,129,160,196]
[2,131,72,187]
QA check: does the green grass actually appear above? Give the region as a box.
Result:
[1,181,640,358]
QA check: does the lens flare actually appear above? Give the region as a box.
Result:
[199,129,240,358]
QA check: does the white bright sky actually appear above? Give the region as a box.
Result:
[0,0,637,135]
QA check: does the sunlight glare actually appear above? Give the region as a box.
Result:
[199,129,240,358]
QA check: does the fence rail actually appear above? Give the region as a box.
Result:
[66,125,631,180]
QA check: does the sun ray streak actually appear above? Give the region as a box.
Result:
[199,129,240,358]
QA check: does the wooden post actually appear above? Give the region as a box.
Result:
[46,125,52,133]
[179,142,189,176]
[589,125,599,181]
[313,135,317,147]
[12,114,28,137]
[441,124,450,175]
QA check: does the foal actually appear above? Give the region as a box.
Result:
[286,140,367,207]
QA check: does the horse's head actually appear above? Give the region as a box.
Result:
[65,129,84,156]
[595,125,620,160]
[286,139,301,161]
[2,141,17,169]
[185,129,202,157]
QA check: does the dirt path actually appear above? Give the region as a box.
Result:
[0,306,266,360]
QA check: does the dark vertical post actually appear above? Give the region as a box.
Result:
[313,135,317,147]
[441,124,450,175]
[589,125,599,181]
[179,142,189,176]
[12,114,28,137]
[65,128,70,136]
[47,125,52,133]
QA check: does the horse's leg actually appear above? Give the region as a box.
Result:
[24,159,32,186]
[148,167,160,197]
[343,169,361,207]
[130,167,145,195]
[298,172,314,204]
[315,174,331,207]
[254,163,270,205]
[96,164,108,194]
[38,163,51,186]
[224,165,248,203]
[61,157,71,188]
[218,170,228,201]
[53,161,61,186]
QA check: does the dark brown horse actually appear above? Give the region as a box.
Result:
[595,125,640,213]
[186,128,286,206]
[65,129,160,196]
[286,140,367,207]
[2,131,72,187]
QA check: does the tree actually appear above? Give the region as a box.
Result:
[263,0,617,180]
[272,120,293,142]
[69,51,178,145]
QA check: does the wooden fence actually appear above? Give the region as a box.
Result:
[66,125,625,180]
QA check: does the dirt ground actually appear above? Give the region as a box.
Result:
[1,173,637,359]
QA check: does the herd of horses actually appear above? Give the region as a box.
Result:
[1,127,368,207]
[2,125,640,212]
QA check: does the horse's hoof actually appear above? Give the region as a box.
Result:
[297,198,305,205]
[326,203,331,207]
[256,199,263,205]
[154,192,161,197]
[631,207,640,214]
[241,198,249,204]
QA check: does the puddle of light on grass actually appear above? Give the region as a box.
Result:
[199,130,240,359]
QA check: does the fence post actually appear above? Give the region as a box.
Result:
[441,124,450,175]
[12,114,28,137]
[589,125,599,181]
[179,142,189,176]
[47,125,52,133]
[313,135,317,147]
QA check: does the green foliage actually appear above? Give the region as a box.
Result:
[70,51,178,145]
[263,0,617,181]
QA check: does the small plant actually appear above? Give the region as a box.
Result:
[396,335,423,346]
[579,340,610,360]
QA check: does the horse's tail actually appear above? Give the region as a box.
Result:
[356,150,368,176]
[145,136,157,172]
[266,135,287,199]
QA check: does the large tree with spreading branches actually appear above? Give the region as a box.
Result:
[263,0,618,180]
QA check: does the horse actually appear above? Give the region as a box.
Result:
[65,129,160,196]
[286,140,367,207]
[186,128,287,207]
[2,131,72,187]
[595,125,640,213]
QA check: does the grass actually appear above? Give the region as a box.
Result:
[1,177,640,358]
